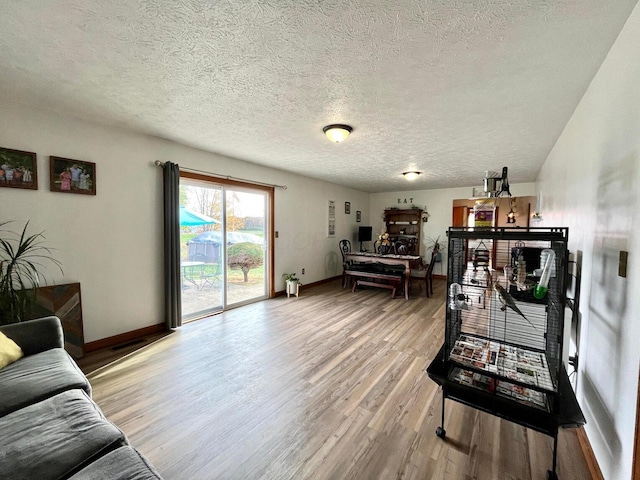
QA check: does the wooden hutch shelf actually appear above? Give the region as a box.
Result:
[384,208,422,254]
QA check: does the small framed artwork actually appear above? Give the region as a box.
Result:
[345,201,351,214]
[50,156,96,195]
[328,200,336,238]
[0,147,38,190]
[356,211,361,222]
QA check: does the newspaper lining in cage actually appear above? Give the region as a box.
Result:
[431,227,584,478]
[449,334,554,391]
[449,367,549,411]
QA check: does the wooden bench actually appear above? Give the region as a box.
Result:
[346,269,404,299]
[343,252,419,300]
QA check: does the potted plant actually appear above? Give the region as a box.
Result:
[282,273,301,297]
[426,235,445,262]
[0,221,62,325]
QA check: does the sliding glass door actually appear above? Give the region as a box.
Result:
[225,188,268,306]
[179,175,271,321]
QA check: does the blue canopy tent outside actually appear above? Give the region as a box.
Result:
[179,206,218,226]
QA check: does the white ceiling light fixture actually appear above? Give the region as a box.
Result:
[323,124,352,143]
[403,171,421,181]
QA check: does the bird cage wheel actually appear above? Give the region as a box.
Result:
[435,427,446,439]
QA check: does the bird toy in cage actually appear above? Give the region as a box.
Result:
[472,240,490,272]
[504,243,535,292]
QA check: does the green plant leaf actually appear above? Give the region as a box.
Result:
[0,221,63,324]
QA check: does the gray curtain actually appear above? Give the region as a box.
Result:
[162,161,181,329]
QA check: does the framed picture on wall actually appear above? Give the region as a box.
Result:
[356,211,361,222]
[345,202,351,214]
[0,146,38,190]
[50,156,96,195]
[328,200,336,237]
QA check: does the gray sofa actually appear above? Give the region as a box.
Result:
[0,316,162,480]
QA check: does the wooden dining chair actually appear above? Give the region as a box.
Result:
[339,239,372,287]
[409,244,439,297]
[374,240,393,255]
[424,244,440,297]
[394,240,410,255]
[339,239,352,287]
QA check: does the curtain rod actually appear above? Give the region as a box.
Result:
[154,160,287,190]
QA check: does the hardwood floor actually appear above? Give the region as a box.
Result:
[86,279,592,480]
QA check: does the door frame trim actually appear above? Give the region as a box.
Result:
[180,171,274,299]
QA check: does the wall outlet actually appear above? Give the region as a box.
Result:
[302,268,305,274]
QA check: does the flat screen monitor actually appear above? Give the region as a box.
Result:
[358,226,373,242]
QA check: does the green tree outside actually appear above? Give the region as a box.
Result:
[227,242,263,282]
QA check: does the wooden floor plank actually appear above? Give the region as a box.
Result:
[82,279,593,480]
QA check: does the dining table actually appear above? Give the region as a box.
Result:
[344,251,421,300]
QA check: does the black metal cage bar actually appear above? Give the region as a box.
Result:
[428,226,583,480]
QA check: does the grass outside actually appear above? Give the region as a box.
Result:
[184,258,264,285]
[228,265,264,284]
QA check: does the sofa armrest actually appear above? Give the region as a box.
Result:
[0,316,64,355]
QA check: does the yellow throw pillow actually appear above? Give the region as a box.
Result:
[0,331,24,370]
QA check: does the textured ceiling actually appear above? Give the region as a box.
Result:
[1,1,637,192]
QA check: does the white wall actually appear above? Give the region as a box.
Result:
[538,3,640,479]
[0,101,369,343]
